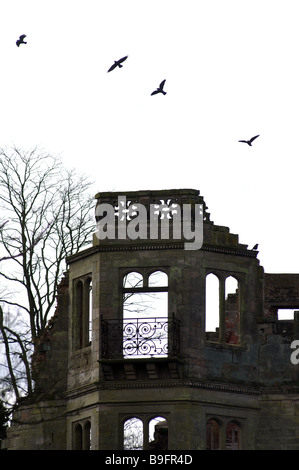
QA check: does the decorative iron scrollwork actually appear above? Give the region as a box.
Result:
[101,316,180,359]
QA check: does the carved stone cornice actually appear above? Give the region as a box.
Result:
[96,379,260,395]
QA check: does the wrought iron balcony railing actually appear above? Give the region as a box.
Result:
[101,315,180,359]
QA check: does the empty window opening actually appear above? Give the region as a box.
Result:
[205,273,220,340]
[226,421,240,450]
[123,416,168,450]
[225,276,240,344]
[72,420,91,450]
[73,423,83,450]
[277,309,295,320]
[206,419,220,450]
[88,278,92,343]
[148,270,168,288]
[122,270,168,358]
[84,420,91,450]
[123,417,143,450]
[75,280,84,350]
[73,276,92,350]
[148,417,168,450]
[123,271,143,289]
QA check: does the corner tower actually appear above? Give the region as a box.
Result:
[66,189,263,450]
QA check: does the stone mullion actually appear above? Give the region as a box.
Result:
[219,278,226,343]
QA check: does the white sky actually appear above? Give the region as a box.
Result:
[1,0,299,275]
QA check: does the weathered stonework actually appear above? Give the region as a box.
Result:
[3,189,299,450]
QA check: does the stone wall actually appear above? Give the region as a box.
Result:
[4,399,66,450]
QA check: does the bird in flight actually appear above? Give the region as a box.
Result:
[238,135,260,146]
[16,35,27,47]
[151,79,167,96]
[107,56,128,72]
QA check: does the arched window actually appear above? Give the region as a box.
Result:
[206,418,242,450]
[74,280,83,350]
[148,270,168,288]
[73,275,92,350]
[148,417,168,450]
[72,419,92,450]
[83,420,91,450]
[87,278,92,344]
[73,423,83,450]
[226,421,240,450]
[205,273,220,340]
[123,417,143,450]
[206,418,220,450]
[123,416,168,450]
[123,271,143,289]
[206,272,241,344]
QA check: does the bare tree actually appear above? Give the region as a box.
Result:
[0,146,95,405]
[123,418,143,450]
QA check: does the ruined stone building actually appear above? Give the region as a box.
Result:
[3,189,299,450]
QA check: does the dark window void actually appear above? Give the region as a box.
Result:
[73,275,92,350]
[225,421,240,450]
[73,423,83,450]
[73,419,91,450]
[206,418,241,450]
[206,419,220,450]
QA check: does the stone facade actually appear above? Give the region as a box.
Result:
[3,189,299,450]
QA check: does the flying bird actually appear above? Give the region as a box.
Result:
[107,56,128,72]
[151,79,167,96]
[252,244,259,250]
[16,35,27,47]
[238,135,260,146]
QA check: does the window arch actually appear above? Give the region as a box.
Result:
[225,421,241,450]
[122,415,168,450]
[74,280,83,350]
[73,275,92,350]
[206,418,220,450]
[205,272,241,344]
[123,417,143,450]
[148,416,168,450]
[88,278,93,344]
[123,271,143,289]
[73,423,83,450]
[206,417,242,450]
[148,270,168,287]
[83,420,91,450]
[72,419,92,450]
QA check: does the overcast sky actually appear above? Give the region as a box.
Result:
[1,0,299,277]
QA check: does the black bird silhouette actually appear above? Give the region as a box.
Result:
[151,79,167,96]
[238,135,260,146]
[16,35,27,47]
[107,56,128,72]
[252,244,259,250]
